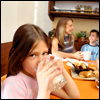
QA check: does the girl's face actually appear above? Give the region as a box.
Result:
[89,32,98,44]
[22,40,48,78]
[65,20,74,35]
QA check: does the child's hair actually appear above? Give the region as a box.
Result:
[90,29,99,37]
[7,24,51,77]
[54,17,73,49]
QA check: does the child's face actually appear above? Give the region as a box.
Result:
[65,20,74,35]
[22,40,48,77]
[89,32,98,43]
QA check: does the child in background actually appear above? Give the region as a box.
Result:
[1,24,80,99]
[81,29,99,60]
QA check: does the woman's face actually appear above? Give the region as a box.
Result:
[65,20,74,35]
[22,40,48,78]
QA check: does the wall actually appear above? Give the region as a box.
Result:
[1,1,18,43]
[1,1,53,43]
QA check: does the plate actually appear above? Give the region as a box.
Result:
[67,60,88,68]
[70,67,96,80]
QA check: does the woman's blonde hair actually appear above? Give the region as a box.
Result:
[54,17,73,49]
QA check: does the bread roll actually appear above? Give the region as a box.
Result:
[80,63,87,69]
[74,62,79,69]
[88,66,97,71]
[74,61,87,70]
[79,70,94,78]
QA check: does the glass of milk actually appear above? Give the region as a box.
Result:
[34,55,67,91]
[46,57,67,91]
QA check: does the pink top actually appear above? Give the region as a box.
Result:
[1,72,38,99]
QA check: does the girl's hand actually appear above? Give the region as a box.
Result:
[56,59,65,73]
[74,51,84,60]
[36,56,63,98]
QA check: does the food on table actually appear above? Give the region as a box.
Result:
[79,70,94,78]
[73,61,99,78]
[74,61,87,69]
[88,66,97,71]
[93,71,99,78]
[73,61,90,74]
[78,67,99,78]
[80,63,87,69]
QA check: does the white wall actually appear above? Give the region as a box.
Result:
[1,1,18,43]
[1,1,53,43]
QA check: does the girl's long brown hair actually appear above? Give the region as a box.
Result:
[54,17,73,49]
[7,24,51,77]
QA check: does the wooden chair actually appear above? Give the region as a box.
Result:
[1,74,7,85]
[1,42,12,77]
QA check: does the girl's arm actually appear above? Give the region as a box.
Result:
[51,61,80,99]
[36,57,63,99]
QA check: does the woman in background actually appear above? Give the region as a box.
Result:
[51,17,83,60]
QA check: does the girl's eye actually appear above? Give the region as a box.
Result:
[43,52,48,55]
[30,54,35,57]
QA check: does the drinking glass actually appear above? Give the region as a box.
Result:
[46,58,67,91]
[95,76,99,89]
[33,56,67,91]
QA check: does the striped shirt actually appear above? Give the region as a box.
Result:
[58,35,74,53]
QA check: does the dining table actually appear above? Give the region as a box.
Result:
[50,60,99,99]
[1,59,99,99]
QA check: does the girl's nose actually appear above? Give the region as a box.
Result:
[37,55,47,64]
[37,55,49,66]
[37,56,42,64]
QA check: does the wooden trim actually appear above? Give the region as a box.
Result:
[48,1,99,21]
[48,1,55,21]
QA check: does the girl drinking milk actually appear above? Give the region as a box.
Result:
[1,24,80,99]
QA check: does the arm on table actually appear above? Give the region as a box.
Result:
[51,61,80,99]
[51,37,83,60]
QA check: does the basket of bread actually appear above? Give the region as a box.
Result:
[68,61,99,78]
[73,61,99,78]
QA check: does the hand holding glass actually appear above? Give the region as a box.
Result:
[34,56,67,91]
